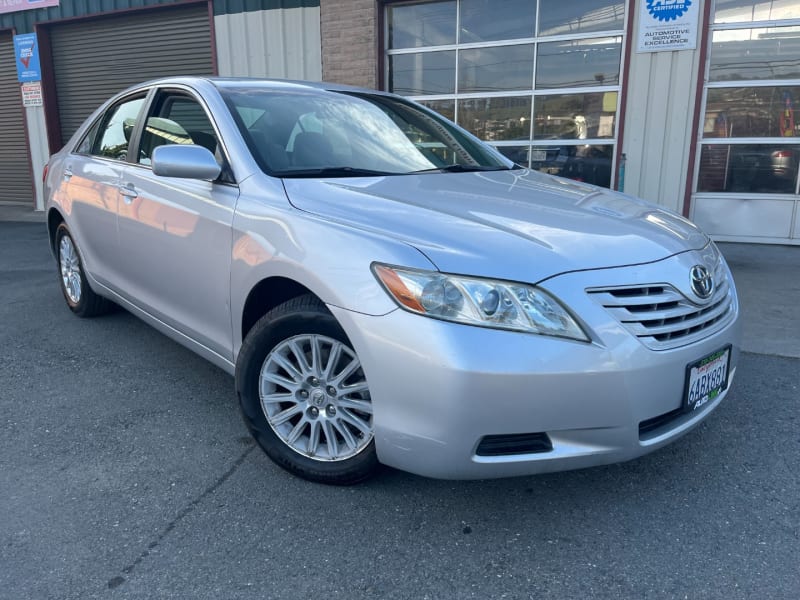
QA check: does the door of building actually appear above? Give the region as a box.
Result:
[47,3,214,149]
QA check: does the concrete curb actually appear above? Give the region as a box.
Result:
[0,202,46,223]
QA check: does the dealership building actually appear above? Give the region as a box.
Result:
[1,0,798,244]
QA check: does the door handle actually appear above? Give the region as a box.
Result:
[63,168,73,181]
[118,184,138,204]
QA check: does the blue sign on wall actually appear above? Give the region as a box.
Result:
[14,33,42,82]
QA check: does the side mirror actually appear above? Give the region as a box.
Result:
[151,144,221,181]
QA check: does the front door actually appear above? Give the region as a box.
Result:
[116,90,239,360]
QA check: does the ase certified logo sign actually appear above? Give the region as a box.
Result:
[646,0,692,22]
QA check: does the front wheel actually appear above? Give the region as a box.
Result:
[236,295,378,485]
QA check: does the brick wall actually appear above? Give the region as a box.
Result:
[320,0,378,89]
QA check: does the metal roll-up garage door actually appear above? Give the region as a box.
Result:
[49,4,213,147]
[0,32,34,203]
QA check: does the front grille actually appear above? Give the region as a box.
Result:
[587,260,734,350]
[476,432,553,456]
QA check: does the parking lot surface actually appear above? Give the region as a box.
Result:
[1,221,798,599]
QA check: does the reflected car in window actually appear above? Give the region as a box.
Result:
[44,77,741,484]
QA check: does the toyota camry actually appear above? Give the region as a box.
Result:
[44,77,740,484]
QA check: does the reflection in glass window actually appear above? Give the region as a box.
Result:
[388,1,456,49]
[384,0,625,190]
[457,97,532,141]
[536,38,622,89]
[458,45,534,93]
[534,92,617,139]
[417,99,455,122]
[710,27,800,82]
[538,0,625,37]
[530,144,613,187]
[704,87,800,138]
[95,97,146,160]
[459,0,535,43]
[698,144,799,193]
[714,0,800,24]
[389,51,456,95]
[494,145,531,168]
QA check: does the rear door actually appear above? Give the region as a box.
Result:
[116,88,239,359]
[55,93,147,288]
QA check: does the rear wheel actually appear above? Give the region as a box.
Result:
[55,224,112,318]
[236,295,378,485]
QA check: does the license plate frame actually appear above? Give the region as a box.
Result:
[683,345,731,413]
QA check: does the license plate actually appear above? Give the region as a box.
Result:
[530,150,547,162]
[684,346,731,412]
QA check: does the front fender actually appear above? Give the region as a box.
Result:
[229,184,435,357]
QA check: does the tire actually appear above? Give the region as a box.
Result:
[55,223,112,318]
[236,295,378,485]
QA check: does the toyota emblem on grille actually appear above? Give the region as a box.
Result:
[690,265,714,299]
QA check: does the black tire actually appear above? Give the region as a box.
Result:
[55,223,112,318]
[236,294,379,485]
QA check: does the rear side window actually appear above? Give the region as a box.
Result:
[92,96,147,160]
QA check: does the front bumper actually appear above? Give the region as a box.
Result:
[329,252,741,480]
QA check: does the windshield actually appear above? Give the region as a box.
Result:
[219,86,516,177]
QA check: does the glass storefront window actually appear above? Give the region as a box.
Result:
[389,51,456,96]
[530,144,613,188]
[494,145,531,167]
[458,45,535,93]
[385,1,624,189]
[538,0,625,37]
[536,38,622,89]
[459,0,535,43]
[709,27,800,82]
[698,144,799,193]
[697,1,800,201]
[417,99,455,122]
[388,1,456,49]
[704,86,800,138]
[534,92,617,139]
[714,0,800,23]
[457,97,532,141]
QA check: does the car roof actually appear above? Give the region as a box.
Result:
[133,76,390,96]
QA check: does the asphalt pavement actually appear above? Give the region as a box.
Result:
[1,212,798,599]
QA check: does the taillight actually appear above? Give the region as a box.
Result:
[774,151,792,158]
[42,162,49,184]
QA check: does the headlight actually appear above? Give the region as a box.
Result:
[372,264,589,342]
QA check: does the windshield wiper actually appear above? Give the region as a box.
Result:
[411,164,514,174]
[277,167,396,178]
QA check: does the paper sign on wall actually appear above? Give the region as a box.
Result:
[637,0,700,53]
[13,33,42,82]
[21,81,43,106]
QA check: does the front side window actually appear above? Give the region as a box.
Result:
[385,0,625,189]
[93,96,146,161]
[138,93,219,165]
[220,87,513,176]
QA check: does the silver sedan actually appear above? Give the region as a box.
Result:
[44,77,741,484]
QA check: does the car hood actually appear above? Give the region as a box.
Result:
[282,169,709,283]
